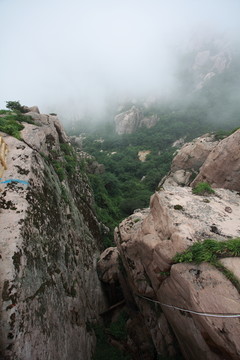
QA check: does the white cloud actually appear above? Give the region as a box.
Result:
[0,0,240,117]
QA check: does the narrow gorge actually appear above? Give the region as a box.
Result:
[0,107,240,360]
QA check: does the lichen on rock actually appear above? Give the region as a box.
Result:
[0,109,106,360]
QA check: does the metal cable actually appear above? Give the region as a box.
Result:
[136,294,240,318]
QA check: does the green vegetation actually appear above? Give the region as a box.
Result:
[174,204,184,210]
[173,238,240,292]
[173,238,240,264]
[0,101,33,139]
[108,311,129,341]
[0,115,24,139]
[159,271,170,277]
[0,109,11,115]
[80,127,176,246]
[6,100,25,113]
[92,323,130,360]
[60,143,78,176]
[43,143,78,183]
[52,160,65,181]
[192,182,215,196]
[66,86,240,248]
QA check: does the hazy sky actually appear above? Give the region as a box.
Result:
[1,0,240,118]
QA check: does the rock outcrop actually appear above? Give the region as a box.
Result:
[22,105,40,114]
[111,186,240,359]
[160,262,240,360]
[192,129,240,191]
[0,110,106,359]
[190,41,232,90]
[98,128,240,359]
[114,106,158,135]
[97,247,120,285]
[162,133,219,187]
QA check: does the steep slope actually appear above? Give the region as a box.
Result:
[0,109,106,360]
[98,131,240,359]
[192,129,240,191]
[114,106,158,135]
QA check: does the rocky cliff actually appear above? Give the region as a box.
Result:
[0,109,106,359]
[98,130,240,359]
[114,106,158,135]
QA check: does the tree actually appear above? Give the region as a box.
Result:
[6,101,25,113]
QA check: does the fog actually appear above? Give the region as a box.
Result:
[0,0,240,120]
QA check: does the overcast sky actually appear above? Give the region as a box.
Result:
[0,0,240,118]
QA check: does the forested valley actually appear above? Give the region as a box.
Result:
[66,61,240,247]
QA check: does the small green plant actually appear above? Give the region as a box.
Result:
[0,116,24,139]
[0,103,34,139]
[174,204,183,210]
[213,127,240,141]
[52,160,65,181]
[192,182,215,196]
[60,143,77,176]
[60,185,69,203]
[173,238,240,292]
[173,238,240,264]
[159,271,170,277]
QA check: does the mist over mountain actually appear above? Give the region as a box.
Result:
[1,0,240,121]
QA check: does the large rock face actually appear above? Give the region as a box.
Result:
[111,186,240,359]
[114,106,158,135]
[192,129,240,191]
[193,49,231,90]
[95,123,240,358]
[0,111,106,359]
[162,133,218,187]
[186,38,232,90]
[171,133,218,172]
[159,263,240,360]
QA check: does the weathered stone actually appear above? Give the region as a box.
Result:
[114,106,157,135]
[114,106,142,135]
[162,169,192,187]
[140,115,158,129]
[0,112,106,360]
[138,150,151,162]
[116,186,240,292]
[87,160,105,174]
[162,134,218,187]
[171,133,218,173]
[192,129,240,191]
[97,247,120,284]
[159,263,240,360]
[113,185,240,358]
[172,137,185,148]
[22,105,40,114]
[219,257,240,281]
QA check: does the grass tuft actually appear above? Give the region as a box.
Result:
[173,238,240,264]
[192,182,215,196]
[173,238,240,292]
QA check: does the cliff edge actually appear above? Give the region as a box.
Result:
[98,130,240,359]
[0,108,106,360]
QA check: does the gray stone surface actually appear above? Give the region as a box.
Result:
[0,114,106,359]
[112,186,240,358]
